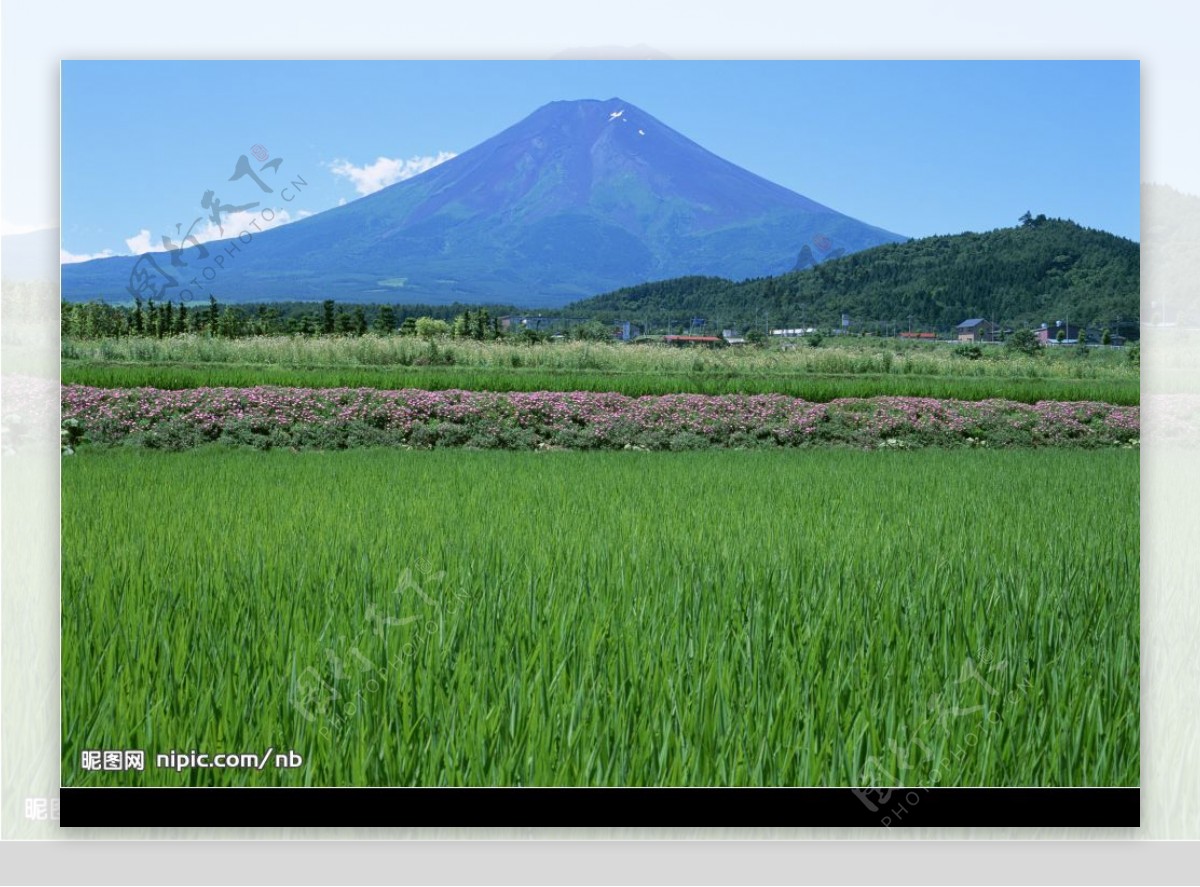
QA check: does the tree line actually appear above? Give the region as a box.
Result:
[570,217,1141,334]
[60,297,520,340]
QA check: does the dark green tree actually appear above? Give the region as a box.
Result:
[218,306,246,338]
[473,308,490,340]
[571,320,611,341]
[132,296,145,335]
[452,310,473,338]
[375,304,397,334]
[1006,328,1042,355]
[149,298,165,337]
[322,299,336,335]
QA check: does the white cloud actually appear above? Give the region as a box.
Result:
[60,247,117,264]
[122,209,299,256]
[124,229,158,255]
[338,197,347,206]
[64,204,317,265]
[329,152,456,196]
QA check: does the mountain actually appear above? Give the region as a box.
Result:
[569,217,1141,332]
[61,97,905,307]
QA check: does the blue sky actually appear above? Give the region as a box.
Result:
[60,60,1139,261]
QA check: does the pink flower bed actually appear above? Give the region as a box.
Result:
[60,385,1140,451]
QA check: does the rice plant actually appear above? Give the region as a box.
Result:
[61,363,1138,405]
[60,333,1140,406]
[61,448,1139,788]
[61,334,1142,383]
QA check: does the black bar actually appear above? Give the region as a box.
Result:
[60,787,1139,828]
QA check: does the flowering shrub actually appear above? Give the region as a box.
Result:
[60,385,1141,452]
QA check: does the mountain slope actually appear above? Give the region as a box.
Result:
[62,97,905,306]
[570,218,1140,330]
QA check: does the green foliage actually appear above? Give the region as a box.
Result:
[374,305,397,334]
[60,300,128,339]
[62,447,1139,787]
[60,363,1137,406]
[570,320,612,341]
[60,333,1140,405]
[452,309,472,338]
[1102,328,1113,346]
[414,316,451,339]
[1006,328,1042,356]
[218,306,246,338]
[806,331,824,348]
[65,298,520,340]
[954,344,984,360]
[571,219,1139,333]
[451,308,496,340]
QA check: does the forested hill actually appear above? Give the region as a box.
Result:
[568,218,1140,331]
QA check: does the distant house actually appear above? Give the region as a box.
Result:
[955,318,997,343]
[612,321,642,342]
[1036,322,1082,344]
[663,335,726,348]
[500,315,557,332]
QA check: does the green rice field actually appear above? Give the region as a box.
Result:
[62,447,1139,788]
[60,361,1139,405]
[61,333,1141,405]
